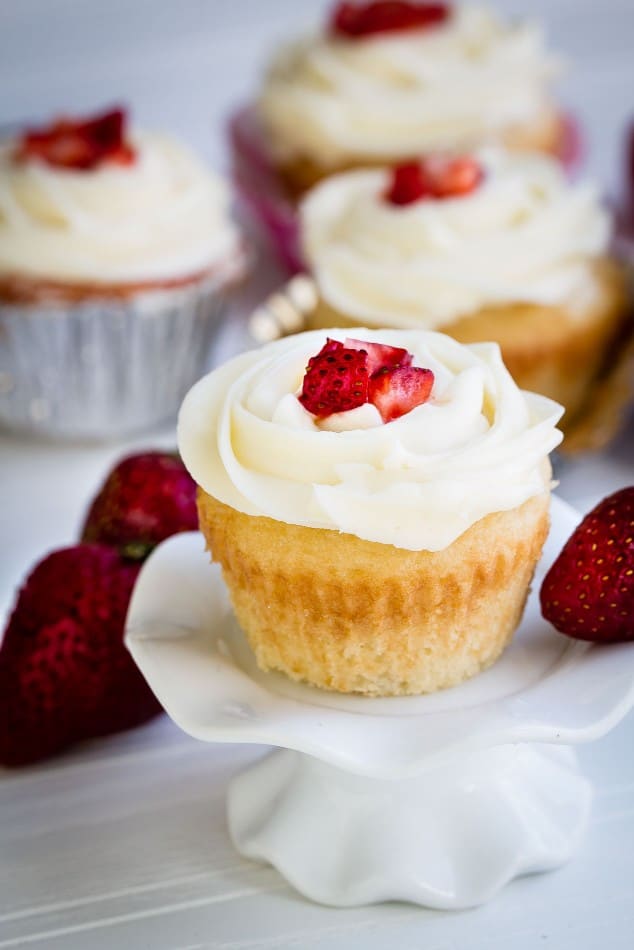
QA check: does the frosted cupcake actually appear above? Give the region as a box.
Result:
[257,1,566,195]
[178,328,563,696]
[0,107,245,439]
[299,148,628,425]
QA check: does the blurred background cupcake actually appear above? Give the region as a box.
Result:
[231,0,577,272]
[0,106,246,440]
[256,1,567,196]
[287,146,628,429]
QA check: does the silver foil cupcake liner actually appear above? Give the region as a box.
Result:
[0,263,243,441]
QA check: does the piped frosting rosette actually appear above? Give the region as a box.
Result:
[178,329,563,552]
[301,148,610,329]
[0,131,240,284]
[259,5,561,165]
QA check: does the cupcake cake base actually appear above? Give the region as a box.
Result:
[197,490,550,696]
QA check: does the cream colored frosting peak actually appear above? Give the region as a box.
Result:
[178,329,563,552]
[300,148,610,328]
[0,131,240,283]
[258,4,562,164]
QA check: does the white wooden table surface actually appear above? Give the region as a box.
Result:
[1,2,633,947]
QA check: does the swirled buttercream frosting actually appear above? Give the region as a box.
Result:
[258,5,562,164]
[300,148,610,328]
[178,329,563,551]
[0,132,240,283]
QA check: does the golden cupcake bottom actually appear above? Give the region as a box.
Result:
[270,107,567,197]
[197,489,550,697]
[307,258,628,428]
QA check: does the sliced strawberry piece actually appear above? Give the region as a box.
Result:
[344,338,413,374]
[299,339,370,416]
[385,161,431,205]
[369,365,434,422]
[424,155,484,198]
[540,487,634,643]
[385,156,483,206]
[331,1,450,38]
[15,108,136,171]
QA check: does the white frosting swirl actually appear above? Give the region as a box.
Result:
[178,329,562,552]
[300,148,611,328]
[0,131,240,283]
[259,5,562,164]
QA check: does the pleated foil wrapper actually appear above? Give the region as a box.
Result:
[0,263,244,441]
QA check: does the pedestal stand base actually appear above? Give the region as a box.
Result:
[228,744,591,909]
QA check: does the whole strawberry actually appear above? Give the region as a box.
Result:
[540,487,634,642]
[81,452,198,560]
[0,545,162,767]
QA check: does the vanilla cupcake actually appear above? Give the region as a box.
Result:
[257,2,566,195]
[178,328,562,696]
[299,147,628,426]
[0,107,245,439]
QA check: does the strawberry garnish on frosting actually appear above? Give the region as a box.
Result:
[14,108,136,171]
[386,156,484,205]
[299,337,434,422]
[331,1,450,38]
[540,488,634,643]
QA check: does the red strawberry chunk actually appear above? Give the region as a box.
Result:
[344,337,413,374]
[425,155,484,198]
[331,2,450,38]
[300,339,370,416]
[368,365,434,422]
[385,156,483,206]
[15,108,136,171]
[385,161,431,205]
[540,487,634,643]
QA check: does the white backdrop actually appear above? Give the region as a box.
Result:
[1,0,633,192]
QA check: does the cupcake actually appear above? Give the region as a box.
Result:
[178,328,563,696]
[257,1,566,196]
[0,107,245,439]
[298,148,628,426]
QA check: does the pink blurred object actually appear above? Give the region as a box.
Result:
[556,112,584,176]
[229,105,585,276]
[229,106,303,274]
[613,119,634,258]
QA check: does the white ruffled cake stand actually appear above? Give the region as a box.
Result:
[125,496,634,910]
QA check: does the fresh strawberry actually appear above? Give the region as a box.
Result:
[15,108,135,171]
[540,487,634,643]
[0,545,161,767]
[299,339,370,416]
[385,156,483,206]
[331,1,450,38]
[369,365,435,422]
[344,337,413,374]
[81,452,198,561]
